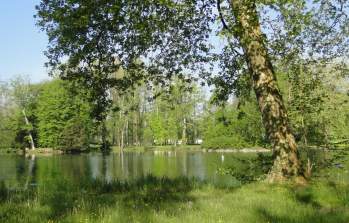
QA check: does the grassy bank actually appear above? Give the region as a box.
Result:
[0,146,93,155]
[1,177,348,223]
[0,150,348,223]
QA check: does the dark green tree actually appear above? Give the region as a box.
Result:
[36,80,93,150]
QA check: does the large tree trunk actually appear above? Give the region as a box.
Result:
[231,0,302,181]
[22,109,35,150]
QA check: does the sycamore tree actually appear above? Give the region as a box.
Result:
[36,0,348,181]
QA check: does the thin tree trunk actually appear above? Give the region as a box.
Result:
[182,118,187,145]
[120,121,125,150]
[231,0,302,181]
[133,113,137,146]
[125,118,129,147]
[193,106,197,144]
[136,111,140,146]
[121,130,124,150]
[22,109,35,150]
[101,121,109,152]
[301,116,308,146]
[120,127,124,150]
[111,118,115,146]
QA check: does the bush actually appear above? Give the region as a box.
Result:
[201,101,265,149]
[59,118,90,151]
[202,135,250,149]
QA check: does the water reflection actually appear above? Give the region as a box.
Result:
[0,151,244,189]
[24,154,36,189]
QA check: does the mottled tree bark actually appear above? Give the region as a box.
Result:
[231,0,302,181]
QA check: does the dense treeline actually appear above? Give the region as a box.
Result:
[1,77,206,150]
[1,69,348,151]
[108,77,211,148]
[0,78,94,150]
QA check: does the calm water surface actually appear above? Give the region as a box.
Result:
[0,151,255,189]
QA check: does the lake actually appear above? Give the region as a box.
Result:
[0,151,259,190]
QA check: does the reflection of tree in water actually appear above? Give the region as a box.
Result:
[0,157,18,181]
[180,151,187,176]
[7,152,243,187]
[0,154,39,190]
[186,153,206,181]
[89,153,124,183]
[89,154,101,180]
[15,157,26,177]
[13,154,37,190]
[102,154,113,183]
[24,154,36,190]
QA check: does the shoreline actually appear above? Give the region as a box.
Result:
[3,145,340,156]
[206,148,270,153]
[115,145,271,153]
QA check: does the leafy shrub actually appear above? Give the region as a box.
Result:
[202,101,266,149]
[202,135,249,149]
[59,118,90,151]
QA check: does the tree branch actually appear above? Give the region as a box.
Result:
[217,0,230,30]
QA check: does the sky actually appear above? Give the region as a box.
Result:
[0,0,50,83]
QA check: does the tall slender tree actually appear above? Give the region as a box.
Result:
[10,76,36,150]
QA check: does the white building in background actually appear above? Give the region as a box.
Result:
[154,139,203,145]
[195,139,203,145]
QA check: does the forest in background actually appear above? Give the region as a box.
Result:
[1,66,348,151]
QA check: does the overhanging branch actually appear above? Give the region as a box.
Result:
[217,0,230,30]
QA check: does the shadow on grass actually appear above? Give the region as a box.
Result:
[258,208,349,223]
[258,182,349,223]
[32,175,198,221]
[0,176,199,222]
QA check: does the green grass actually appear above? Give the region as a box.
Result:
[1,178,348,223]
[1,150,349,223]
